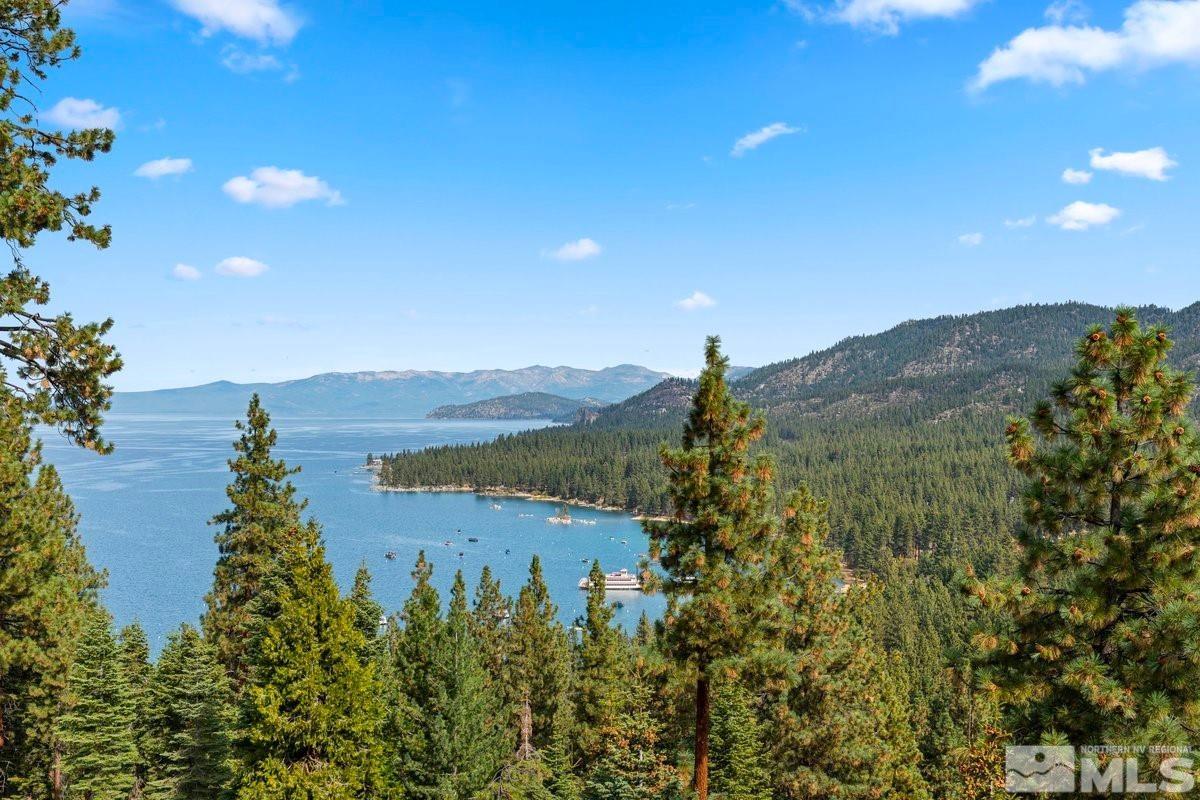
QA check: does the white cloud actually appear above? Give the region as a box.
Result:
[223,167,344,208]
[173,0,301,45]
[958,232,984,246]
[1089,146,1177,180]
[972,0,1200,91]
[172,263,202,281]
[45,97,121,129]
[135,157,193,179]
[803,0,986,34]
[676,290,717,311]
[546,238,602,262]
[1062,167,1093,184]
[215,256,270,277]
[1047,200,1121,230]
[1046,0,1090,25]
[221,47,282,73]
[731,122,802,157]
[1005,215,1038,228]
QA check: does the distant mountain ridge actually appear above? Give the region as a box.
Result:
[427,392,608,422]
[112,364,670,418]
[582,302,1200,428]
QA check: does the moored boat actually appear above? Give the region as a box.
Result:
[578,568,642,592]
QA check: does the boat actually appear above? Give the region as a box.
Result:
[489,502,503,511]
[576,518,596,526]
[580,558,589,563]
[547,505,573,525]
[620,540,628,545]
[518,513,534,518]
[468,536,479,543]
[578,568,642,592]
[384,551,398,560]
[443,540,453,546]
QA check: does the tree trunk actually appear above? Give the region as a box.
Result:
[516,696,534,761]
[694,674,711,800]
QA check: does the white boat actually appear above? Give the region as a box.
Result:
[576,519,596,526]
[578,568,642,592]
[547,505,573,525]
[489,502,503,511]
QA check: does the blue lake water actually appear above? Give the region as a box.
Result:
[42,414,664,651]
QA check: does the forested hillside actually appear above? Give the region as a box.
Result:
[427,391,608,422]
[379,302,1200,570]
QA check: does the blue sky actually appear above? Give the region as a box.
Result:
[35,0,1200,389]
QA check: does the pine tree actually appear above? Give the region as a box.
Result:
[426,571,509,798]
[580,704,682,800]
[507,556,572,752]
[0,1,122,453]
[471,564,511,689]
[235,524,383,799]
[970,307,1200,746]
[145,624,234,800]
[349,562,386,664]
[643,336,777,800]
[203,395,306,689]
[761,487,929,800]
[386,552,444,793]
[709,684,769,800]
[55,608,138,800]
[0,401,101,798]
[571,560,626,762]
[119,621,154,797]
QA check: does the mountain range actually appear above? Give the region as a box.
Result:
[377,301,1200,570]
[111,365,671,418]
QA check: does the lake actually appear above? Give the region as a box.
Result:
[42,414,665,651]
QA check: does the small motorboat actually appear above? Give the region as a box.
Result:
[468,536,479,543]
[384,551,398,561]
[443,540,453,547]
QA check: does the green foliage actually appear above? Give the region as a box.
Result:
[427,571,509,798]
[571,561,628,762]
[645,336,777,799]
[235,524,384,799]
[204,395,307,689]
[55,608,138,800]
[349,562,386,664]
[971,308,1200,746]
[119,621,154,794]
[507,556,572,752]
[146,625,234,800]
[470,564,511,689]
[708,684,769,800]
[580,705,682,800]
[0,399,100,796]
[0,2,120,451]
[759,488,929,800]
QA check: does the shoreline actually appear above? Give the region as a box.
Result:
[366,468,665,521]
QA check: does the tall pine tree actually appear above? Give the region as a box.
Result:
[204,395,306,689]
[235,524,383,799]
[571,560,627,763]
[762,487,929,800]
[507,556,572,753]
[0,400,101,798]
[970,307,1200,746]
[644,336,776,800]
[55,608,138,800]
[118,621,153,798]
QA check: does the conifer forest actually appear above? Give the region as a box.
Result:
[4,2,1200,799]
